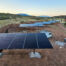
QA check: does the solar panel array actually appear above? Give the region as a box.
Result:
[0,33,53,49]
[19,20,60,27]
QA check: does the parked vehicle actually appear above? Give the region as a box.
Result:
[40,30,52,38]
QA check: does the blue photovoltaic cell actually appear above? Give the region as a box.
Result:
[8,33,26,49]
[0,36,14,49]
[0,33,53,49]
[36,33,53,48]
[24,33,37,49]
[0,33,26,49]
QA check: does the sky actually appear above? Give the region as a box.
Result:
[0,0,66,16]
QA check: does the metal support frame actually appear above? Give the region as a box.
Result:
[29,49,41,58]
[0,49,3,52]
[0,49,3,57]
[33,49,35,54]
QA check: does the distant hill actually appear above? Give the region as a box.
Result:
[53,15,66,18]
[39,15,51,18]
[0,13,22,20]
[17,13,31,16]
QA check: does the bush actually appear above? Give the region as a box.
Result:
[64,22,66,25]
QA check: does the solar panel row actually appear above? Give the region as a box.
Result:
[0,33,53,49]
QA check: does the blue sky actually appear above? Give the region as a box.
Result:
[0,0,66,16]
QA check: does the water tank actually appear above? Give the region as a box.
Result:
[64,38,66,42]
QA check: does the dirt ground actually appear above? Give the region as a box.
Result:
[0,48,66,66]
[0,23,66,66]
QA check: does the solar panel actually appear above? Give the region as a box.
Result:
[24,33,38,49]
[36,33,53,48]
[0,33,53,49]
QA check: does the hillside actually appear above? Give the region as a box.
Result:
[0,13,23,20]
[53,15,66,18]
[17,13,31,16]
[0,13,52,28]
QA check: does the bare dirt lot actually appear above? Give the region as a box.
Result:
[0,23,66,66]
[0,49,66,66]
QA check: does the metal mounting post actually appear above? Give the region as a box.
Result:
[29,49,41,58]
[33,49,35,54]
[0,49,3,57]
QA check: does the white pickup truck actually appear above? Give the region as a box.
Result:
[40,30,52,38]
